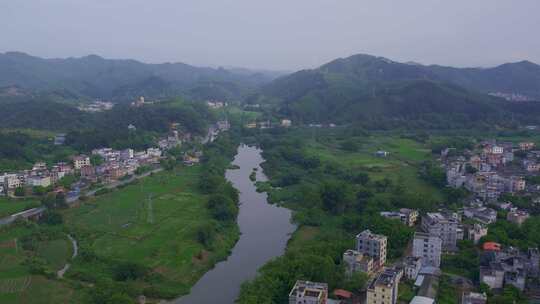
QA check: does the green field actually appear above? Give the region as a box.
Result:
[63,165,239,298]
[0,225,79,303]
[302,132,444,201]
[0,197,40,218]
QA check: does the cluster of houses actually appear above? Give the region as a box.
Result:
[206,100,228,109]
[480,244,539,292]
[0,161,75,196]
[289,205,539,304]
[245,119,292,129]
[445,140,539,201]
[77,100,114,112]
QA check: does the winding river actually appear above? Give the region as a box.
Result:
[173,145,295,304]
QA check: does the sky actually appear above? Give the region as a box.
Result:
[1,0,539,71]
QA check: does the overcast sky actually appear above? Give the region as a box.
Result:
[1,1,539,71]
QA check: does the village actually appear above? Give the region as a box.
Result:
[0,118,231,223]
[287,140,540,304]
[288,209,539,304]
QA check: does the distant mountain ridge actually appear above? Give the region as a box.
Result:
[252,54,540,127]
[0,52,285,101]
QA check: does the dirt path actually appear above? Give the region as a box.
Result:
[57,234,78,279]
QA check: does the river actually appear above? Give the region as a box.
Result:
[173,144,295,304]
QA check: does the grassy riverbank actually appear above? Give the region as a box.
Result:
[0,134,241,303]
[63,165,239,299]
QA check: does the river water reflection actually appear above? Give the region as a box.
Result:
[173,144,295,304]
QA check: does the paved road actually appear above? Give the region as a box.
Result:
[0,168,163,227]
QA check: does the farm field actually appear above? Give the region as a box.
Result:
[302,132,444,202]
[62,165,239,298]
[0,225,80,303]
[0,197,40,218]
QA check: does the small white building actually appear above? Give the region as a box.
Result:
[288,280,328,304]
[26,176,52,188]
[281,119,292,127]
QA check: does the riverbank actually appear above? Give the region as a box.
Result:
[0,134,242,303]
[173,145,295,304]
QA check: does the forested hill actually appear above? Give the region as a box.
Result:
[0,52,283,101]
[251,54,540,128]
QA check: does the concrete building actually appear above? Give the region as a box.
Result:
[507,208,530,226]
[412,232,442,268]
[480,263,505,289]
[461,292,487,304]
[404,256,422,280]
[356,230,387,269]
[26,175,51,188]
[462,206,497,224]
[289,280,328,304]
[421,212,460,250]
[281,119,292,127]
[73,155,91,170]
[3,174,23,190]
[366,268,399,304]
[409,296,434,304]
[380,209,418,227]
[343,249,374,275]
[467,224,488,245]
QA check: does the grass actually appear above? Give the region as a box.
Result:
[398,280,416,303]
[0,197,41,218]
[0,225,81,303]
[62,165,239,297]
[436,275,460,304]
[37,239,72,271]
[302,133,444,202]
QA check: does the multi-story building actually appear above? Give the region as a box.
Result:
[26,175,51,188]
[343,249,374,275]
[404,256,422,280]
[3,174,23,190]
[507,208,530,226]
[400,208,419,227]
[356,230,387,269]
[462,206,497,224]
[412,232,442,268]
[467,224,488,245]
[462,292,487,304]
[73,155,91,170]
[380,209,418,227]
[421,212,460,250]
[288,280,328,304]
[519,142,535,151]
[366,268,399,304]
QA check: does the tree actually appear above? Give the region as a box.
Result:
[14,187,25,197]
[340,140,359,152]
[40,211,63,225]
[32,186,47,196]
[90,154,104,166]
[342,272,368,293]
[320,181,354,215]
[207,194,238,222]
[197,222,217,247]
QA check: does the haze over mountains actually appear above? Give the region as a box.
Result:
[0,52,284,101]
[2,51,540,128]
[251,54,540,127]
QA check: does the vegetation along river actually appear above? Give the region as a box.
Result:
[173,144,295,304]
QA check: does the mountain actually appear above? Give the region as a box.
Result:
[0,52,283,101]
[253,54,540,127]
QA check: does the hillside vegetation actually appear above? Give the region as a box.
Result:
[251,54,540,127]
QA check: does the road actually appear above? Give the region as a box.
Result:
[57,234,78,278]
[0,167,163,227]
